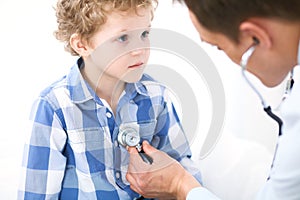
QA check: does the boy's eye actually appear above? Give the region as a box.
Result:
[141,30,150,39]
[117,34,129,43]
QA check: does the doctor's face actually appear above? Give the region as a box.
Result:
[189,12,247,65]
[189,11,299,87]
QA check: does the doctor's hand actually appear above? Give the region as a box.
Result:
[126,141,201,200]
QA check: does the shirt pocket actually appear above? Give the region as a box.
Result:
[67,128,111,176]
[138,120,157,142]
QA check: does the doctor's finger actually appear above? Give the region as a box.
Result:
[141,140,158,154]
[127,146,139,154]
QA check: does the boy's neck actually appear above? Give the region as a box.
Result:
[81,62,125,115]
[96,78,125,115]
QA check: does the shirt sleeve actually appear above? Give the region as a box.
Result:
[18,97,67,199]
[186,187,221,200]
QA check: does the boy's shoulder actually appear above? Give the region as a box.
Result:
[140,73,164,86]
[140,73,167,89]
[38,63,78,99]
[138,73,169,97]
[39,75,68,99]
[140,73,155,82]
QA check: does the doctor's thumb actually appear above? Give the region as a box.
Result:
[142,140,157,154]
[127,146,139,154]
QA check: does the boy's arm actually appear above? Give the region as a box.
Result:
[18,98,67,199]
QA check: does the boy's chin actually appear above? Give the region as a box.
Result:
[123,74,143,83]
[122,71,144,83]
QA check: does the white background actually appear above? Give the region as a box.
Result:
[0,0,287,199]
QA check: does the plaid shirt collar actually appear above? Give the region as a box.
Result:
[67,57,148,105]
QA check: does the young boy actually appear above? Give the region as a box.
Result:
[18,0,201,199]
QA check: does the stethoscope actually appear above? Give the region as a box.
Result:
[240,41,294,136]
[240,40,295,177]
[118,126,153,164]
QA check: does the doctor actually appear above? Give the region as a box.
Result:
[126,0,300,199]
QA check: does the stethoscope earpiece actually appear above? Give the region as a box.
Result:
[253,37,260,45]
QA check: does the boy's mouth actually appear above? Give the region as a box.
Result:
[128,62,144,68]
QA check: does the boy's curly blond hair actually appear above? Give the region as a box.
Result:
[54,0,158,56]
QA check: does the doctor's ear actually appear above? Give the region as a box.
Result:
[239,21,271,49]
[253,37,260,45]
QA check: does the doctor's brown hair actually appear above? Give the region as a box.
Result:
[176,0,300,43]
[54,0,157,56]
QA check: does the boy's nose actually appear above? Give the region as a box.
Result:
[130,48,146,56]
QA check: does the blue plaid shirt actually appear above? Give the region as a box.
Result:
[18,58,201,200]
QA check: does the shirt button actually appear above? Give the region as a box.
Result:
[115,172,120,179]
[114,140,118,147]
[106,112,112,118]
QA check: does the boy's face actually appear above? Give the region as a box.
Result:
[87,8,152,83]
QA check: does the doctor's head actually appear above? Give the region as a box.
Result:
[178,0,300,87]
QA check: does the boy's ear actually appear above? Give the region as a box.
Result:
[239,21,272,49]
[70,33,91,57]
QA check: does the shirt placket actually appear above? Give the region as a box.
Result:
[106,108,126,188]
[96,102,127,189]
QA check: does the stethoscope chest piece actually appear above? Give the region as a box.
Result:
[117,126,140,147]
[117,125,153,164]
